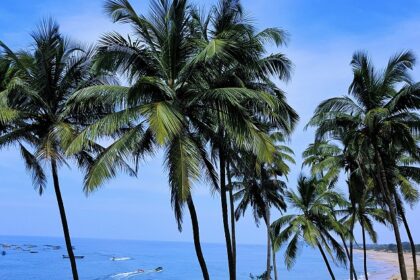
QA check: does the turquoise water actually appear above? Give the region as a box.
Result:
[0,236,395,279]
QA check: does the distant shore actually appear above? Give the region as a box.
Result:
[356,249,418,280]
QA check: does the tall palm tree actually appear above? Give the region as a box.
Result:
[65,1,291,279]
[271,175,347,280]
[308,51,420,280]
[0,19,113,280]
[233,132,294,280]
[388,147,420,280]
[66,1,214,278]
[191,2,297,277]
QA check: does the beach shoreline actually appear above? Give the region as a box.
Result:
[355,249,418,280]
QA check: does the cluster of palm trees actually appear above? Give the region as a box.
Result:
[0,0,418,280]
[274,51,420,280]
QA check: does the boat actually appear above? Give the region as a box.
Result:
[110,257,132,261]
[110,267,163,278]
[63,255,84,259]
[44,245,61,250]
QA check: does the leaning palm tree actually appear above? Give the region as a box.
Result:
[302,140,360,280]
[0,19,114,280]
[308,51,420,280]
[271,175,347,280]
[233,132,294,280]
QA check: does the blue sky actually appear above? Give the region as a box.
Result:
[0,0,420,245]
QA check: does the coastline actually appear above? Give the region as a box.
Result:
[355,249,418,280]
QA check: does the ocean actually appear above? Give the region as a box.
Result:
[0,236,396,279]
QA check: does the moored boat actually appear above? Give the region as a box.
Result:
[62,255,84,259]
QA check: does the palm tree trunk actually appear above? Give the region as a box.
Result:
[227,162,237,276]
[187,195,210,280]
[402,213,418,280]
[396,197,418,280]
[349,215,358,280]
[317,242,336,280]
[220,150,235,280]
[375,150,408,280]
[272,246,278,280]
[378,187,407,280]
[361,221,369,280]
[350,235,355,280]
[51,159,79,280]
[334,207,357,280]
[340,235,351,264]
[266,210,271,280]
[339,232,358,280]
[402,214,418,280]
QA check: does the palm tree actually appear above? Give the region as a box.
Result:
[387,146,420,280]
[302,140,360,280]
[0,19,113,280]
[233,132,294,280]
[308,51,420,280]
[191,2,297,277]
[65,1,292,279]
[66,1,214,278]
[358,192,387,280]
[395,194,419,280]
[339,186,388,280]
[271,175,347,280]
[68,0,296,279]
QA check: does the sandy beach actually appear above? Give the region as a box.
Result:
[357,249,419,280]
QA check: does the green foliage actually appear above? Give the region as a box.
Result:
[271,175,347,270]
[0,19,115,193]
[307,50,420,280]
[65,0,297,232]
[232,132,294,225]
[358,242,420,253]
[4,2,419,279]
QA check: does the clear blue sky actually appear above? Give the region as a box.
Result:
[0,0,419,245]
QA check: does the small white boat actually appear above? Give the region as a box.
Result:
[111,257,132,261]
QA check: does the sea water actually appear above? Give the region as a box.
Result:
[0,236,396,279]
